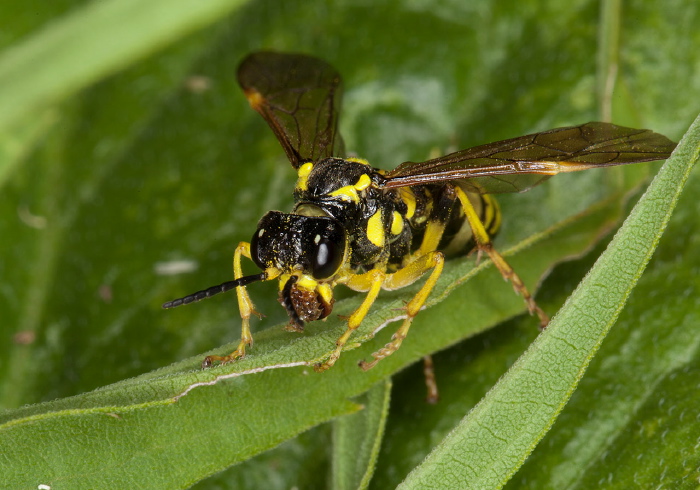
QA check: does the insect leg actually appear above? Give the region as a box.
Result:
[314,268,386,372]
[423,355,439,404]
[202,241,261,368]
[359,188,455,371]
[453,186,549,327]
[359,250,445,370]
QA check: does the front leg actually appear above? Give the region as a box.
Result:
[202,241,261,368]
[359,250,444,370]
[314,268,386,372]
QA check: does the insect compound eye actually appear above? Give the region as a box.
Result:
[250,211,346,278]
[311,235,343,279]
[304,217,346,280]
[250,225,265,270]
[250,210,289,271]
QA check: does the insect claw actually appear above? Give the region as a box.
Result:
[201,339,249,369]
[284,322,305,332]
[358,352,385,370]
[358,359,375,371]
[535,307,550,329]
[474,248,484,266]
[314,357,335,372]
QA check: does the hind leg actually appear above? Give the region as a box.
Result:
[453,186,549,327]
[359,250,445,370]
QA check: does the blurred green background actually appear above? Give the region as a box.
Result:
[1,0,699,488]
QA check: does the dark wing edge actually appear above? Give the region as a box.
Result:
[237,52,344,168]
[382,122,676,193]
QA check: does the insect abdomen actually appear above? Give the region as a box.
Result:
[399,185,501,259]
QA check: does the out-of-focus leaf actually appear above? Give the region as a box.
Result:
[0,0,249,133]
[332,379,392,490]
[1,0,698,489]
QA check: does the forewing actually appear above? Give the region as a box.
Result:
[383,122,676,193]
[237,52,344,168]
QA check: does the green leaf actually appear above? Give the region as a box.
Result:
[332,379,392,490]
[0,190,623,488]
[1,1,698,489]
[0,0,249,134]
[398,114,699,490]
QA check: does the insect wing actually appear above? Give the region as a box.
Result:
[237,52,344,168]
[383,122,676,193]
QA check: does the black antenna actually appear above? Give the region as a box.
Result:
[162,272,267,309]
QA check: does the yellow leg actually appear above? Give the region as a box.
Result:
[202,241,261,368]
[315,268,386,372]
[360,250,444,370]
[454,186,549,327]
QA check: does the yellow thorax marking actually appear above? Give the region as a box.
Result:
[329,173,371,203]
[296,162,314,191]
[390,211,404,235]
[367,209,385,247]
[398,187,416,219]
[346,157,370,166]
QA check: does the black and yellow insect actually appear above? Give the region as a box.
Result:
[164,52,675,372]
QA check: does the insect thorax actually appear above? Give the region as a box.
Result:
[292,157,496,272]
